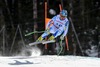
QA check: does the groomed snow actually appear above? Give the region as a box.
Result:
[0,55,100,67]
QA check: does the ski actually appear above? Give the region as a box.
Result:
[42,40,55,44]
[29,41,42,46]
[29,40,55,46]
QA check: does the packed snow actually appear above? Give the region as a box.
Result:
[0,47,100,67]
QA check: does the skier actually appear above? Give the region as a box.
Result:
[37,9,69,42]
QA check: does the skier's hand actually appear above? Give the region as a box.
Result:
[46,28,50,34]
[46,28,49,31]
[60,35,64,40]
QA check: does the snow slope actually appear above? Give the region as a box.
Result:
[0,55,100,67]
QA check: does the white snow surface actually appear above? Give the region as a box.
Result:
[0,55,100,67]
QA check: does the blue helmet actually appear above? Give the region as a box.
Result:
[60,10,68,17]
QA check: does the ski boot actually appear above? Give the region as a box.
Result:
[48,35,55,41]
[36,36,44,42]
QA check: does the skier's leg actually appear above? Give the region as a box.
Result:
[48,30,62,40]
[37,30,50,41]
[53,30,63,38]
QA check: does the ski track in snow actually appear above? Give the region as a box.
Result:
[0,55,100,67]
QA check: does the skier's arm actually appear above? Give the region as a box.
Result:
[46,20,53,29]
[46,16,56,29]
[62,21,69,37]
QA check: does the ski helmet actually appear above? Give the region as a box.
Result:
[60,10,68,17]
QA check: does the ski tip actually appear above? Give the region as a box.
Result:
[29,43,36,46]
[29,41,42,46]
[29,43,33,46]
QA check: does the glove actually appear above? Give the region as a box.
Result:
[46,28,49,31]
[45,28,50,34]
[60,35,64,40]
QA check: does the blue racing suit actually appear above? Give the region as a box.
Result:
[41,15,69,38]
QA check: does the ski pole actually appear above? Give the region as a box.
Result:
[25,31,45,36]
[57,39,63,55]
